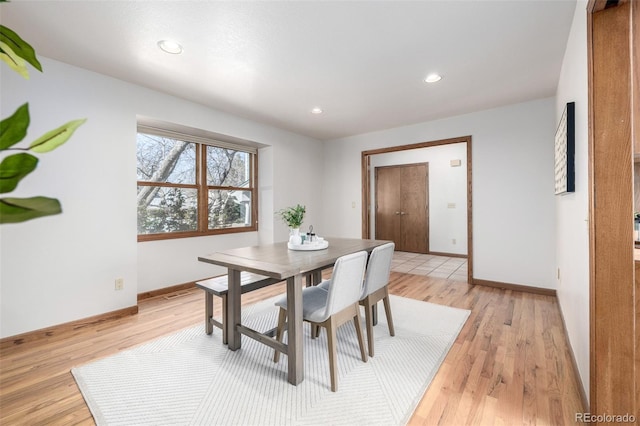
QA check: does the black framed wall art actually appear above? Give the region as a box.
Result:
[554,102,575,195]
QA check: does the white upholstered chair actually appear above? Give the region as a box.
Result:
[318,242,396,357]
[273,251,369,392]
[358,242,396,357]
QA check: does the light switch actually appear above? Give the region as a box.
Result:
[352,201,356,208]
[447,203,456,208]
[450,159,461,167]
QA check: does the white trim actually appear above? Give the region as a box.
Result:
[137,117,260,154]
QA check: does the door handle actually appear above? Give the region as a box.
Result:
[395,211,401,215]
[400,212,407,215]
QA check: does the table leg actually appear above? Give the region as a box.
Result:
[227,269,242,350]
[286,274,304,385]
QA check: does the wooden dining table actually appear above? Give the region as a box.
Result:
[197,237,389,385]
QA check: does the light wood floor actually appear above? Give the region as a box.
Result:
[0,272,585,425]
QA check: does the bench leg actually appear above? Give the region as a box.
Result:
[222,294,228,345]
[205,292,214,335]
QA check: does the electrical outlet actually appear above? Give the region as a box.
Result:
[115,278,124,291]
[452,238,456,244]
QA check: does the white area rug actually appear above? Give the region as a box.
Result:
[72,295,469,425]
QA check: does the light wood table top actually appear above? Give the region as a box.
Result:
[198,237,389,279]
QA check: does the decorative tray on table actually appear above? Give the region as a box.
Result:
[288,239,329,251]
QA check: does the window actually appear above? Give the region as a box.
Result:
[136,125,257,241]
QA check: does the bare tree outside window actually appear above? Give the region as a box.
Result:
[206,147,251,229]
[136,131,256,240]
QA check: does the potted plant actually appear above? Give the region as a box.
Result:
[277,204,305,244]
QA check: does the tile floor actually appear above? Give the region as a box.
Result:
[391,251,468,283]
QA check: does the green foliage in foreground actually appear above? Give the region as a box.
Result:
[0,20,86,224]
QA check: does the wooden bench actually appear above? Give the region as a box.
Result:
[195,272,282,344]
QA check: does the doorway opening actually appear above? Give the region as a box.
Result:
[361,135,473,283]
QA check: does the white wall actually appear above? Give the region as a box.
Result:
[369,143,468,255]
[0,48,580,359]
[554,0,589,401]
[0,57,323,338]
[322,98,556,289]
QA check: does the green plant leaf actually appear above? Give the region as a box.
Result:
[0,103,30,150]
[0,40,29,79]
[29,118,86,153]
[0,25,42,74]
[0,153,38,193]
[277,204,306,228]
[0,196,61,224]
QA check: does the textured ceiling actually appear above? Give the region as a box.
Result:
[1,0,577,141]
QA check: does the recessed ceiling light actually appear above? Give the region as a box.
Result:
[157,39,183,54]
[424,73,442,83]
[311,107,323,114]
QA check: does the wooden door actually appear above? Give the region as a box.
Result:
[375,163,428,253]
[401,164,428,252]
[374,166,401,244]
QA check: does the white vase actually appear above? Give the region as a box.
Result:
[289,228,302,245]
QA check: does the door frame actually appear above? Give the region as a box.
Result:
[361,135,473,283]
[587,0,639,418]
[374,162,430,253]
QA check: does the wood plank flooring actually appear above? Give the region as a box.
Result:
[0,272,585,425]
